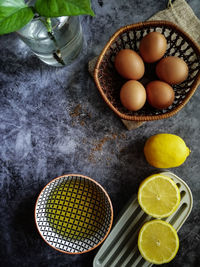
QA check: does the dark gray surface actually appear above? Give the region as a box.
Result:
[0,0,200,266]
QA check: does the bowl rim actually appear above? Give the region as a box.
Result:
[94,20,200,121]
[34,173,114,254]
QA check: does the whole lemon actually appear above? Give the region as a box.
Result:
[144,133,190,168]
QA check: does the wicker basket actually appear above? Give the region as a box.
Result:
[94,21,200,121]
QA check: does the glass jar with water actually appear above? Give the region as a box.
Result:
[17,15,83,67]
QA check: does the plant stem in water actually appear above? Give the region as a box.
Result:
[40,17,65,66]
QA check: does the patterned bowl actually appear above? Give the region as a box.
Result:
[35,174,113,254]
[94,20,200,121]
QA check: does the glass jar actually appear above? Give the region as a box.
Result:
[17,16,83,67]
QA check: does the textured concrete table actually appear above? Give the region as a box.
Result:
[0,0,200,266]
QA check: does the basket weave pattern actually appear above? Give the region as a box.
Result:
[94,21,200,121]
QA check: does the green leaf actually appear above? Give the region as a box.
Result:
[0,0,25,8]
[0,1,34,34]
[0,0,27,18]
[35,0,95,17]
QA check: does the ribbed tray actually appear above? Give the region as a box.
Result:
[93,172,193,267]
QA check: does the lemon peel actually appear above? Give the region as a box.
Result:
[144,133,190,168]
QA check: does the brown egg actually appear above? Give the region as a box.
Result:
[139,32,167,63]
[120,80,146,111]
[156,56,188,84]
[115,49,145,80]
[146,80,175,109]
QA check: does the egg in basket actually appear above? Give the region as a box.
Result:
[94,21,200,121]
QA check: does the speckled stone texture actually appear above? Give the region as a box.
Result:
[0,0,200,266]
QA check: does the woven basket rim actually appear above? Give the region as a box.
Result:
[94,20,200,121]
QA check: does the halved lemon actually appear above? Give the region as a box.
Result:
[138,219,179,264]
[138,174,180,218]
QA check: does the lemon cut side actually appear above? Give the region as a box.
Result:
[138,220,179,264]
[138,174,180,218]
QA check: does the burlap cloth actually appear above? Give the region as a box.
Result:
[88,0,200,130]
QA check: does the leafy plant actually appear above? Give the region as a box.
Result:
[0,0,94,35]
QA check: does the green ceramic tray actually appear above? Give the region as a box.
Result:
[93,172,193,267]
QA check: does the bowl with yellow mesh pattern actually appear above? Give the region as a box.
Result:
[35,174,113,254]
